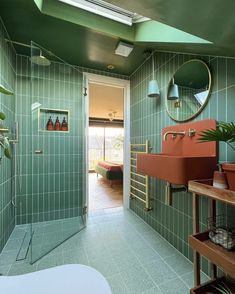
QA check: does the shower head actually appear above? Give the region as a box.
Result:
[5,39,52,66]
[30,50,51,66]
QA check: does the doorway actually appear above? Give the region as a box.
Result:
[84,73,130,213]
[89,125,124,210]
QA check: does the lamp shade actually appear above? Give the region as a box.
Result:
[168,84,179,100]
[148,80,160,98]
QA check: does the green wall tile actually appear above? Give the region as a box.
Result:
[130,51,235,275]
[0,19,16,252]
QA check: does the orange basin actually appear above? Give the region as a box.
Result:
[136,153,217,185]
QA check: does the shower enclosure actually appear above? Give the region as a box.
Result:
[29,42,87,263]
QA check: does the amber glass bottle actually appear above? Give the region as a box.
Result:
[61,117,68,131]
[46,116,54,131]
[55,116,61,131]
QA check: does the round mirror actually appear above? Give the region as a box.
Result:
[166,59,211,122]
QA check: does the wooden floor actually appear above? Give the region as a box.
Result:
[89,173,123,211]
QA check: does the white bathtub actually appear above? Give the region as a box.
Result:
[0,264,112,294]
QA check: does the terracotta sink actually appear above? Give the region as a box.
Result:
[136,119,218,185]
[137,153,217,185]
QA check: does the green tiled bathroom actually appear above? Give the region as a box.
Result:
[0,1,235,293]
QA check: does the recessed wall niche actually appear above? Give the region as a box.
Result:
[39,108,69,132]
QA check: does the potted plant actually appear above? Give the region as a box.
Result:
[198,121,235,191]
[212,282,234,294]
[191,276,235,293]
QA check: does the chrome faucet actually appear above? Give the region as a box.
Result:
[163,131,186,141]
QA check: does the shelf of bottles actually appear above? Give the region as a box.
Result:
[39,108,69,133]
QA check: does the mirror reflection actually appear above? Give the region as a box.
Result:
[166,59,211,122]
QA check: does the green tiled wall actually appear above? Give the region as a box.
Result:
[0,19,16,252]
[14,52,128,225]
[15,54,85,224]
[130,52,235,274]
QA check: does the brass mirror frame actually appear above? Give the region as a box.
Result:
[165,59,211,122]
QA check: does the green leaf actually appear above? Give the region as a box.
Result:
[0,84,14,95]
[4,147,11,159]
[0,112,6,120]
[213,282,233,294]
[198,121,235,150]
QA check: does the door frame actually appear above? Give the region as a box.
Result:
[83,73,130,211]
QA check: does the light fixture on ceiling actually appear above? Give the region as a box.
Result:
[147,53,160,98]
[107,64,115,70]
[59,0,134,25]
[168,78,179,100]
[108,110,117,121]
[115,41,134,57]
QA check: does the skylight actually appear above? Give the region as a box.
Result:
[59,0,150,26]
[194,90,209,105]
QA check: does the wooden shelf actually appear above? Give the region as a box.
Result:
[190,277,235,294]
[189,179,235,207]
[189,179,235,290]
[189,231,235,278]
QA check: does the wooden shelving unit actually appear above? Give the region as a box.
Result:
[190,231,235,277]
[188,179,235,293]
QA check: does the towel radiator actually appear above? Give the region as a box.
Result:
[130,140,152,211]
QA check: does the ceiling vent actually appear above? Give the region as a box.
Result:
[115,41,134,57]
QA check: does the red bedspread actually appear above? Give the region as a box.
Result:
[97,161,123,172]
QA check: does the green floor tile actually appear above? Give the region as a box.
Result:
[89,256,119,278]
[0,208,210,294]
[164,252,193,276]
[144,259,178,285]
[120,263,155,294]
[158,277,189,294]
[107,273,129,294]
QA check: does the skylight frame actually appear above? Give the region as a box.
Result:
[59,0,134,25]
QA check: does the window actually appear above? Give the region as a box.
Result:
[88,126,124,170]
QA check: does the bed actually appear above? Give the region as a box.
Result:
[95,161,123,186]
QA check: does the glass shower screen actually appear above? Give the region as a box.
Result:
[30,42,86,263]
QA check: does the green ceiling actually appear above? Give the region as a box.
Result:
[174,61,209,89]
[0,0,233,75]
[105,0,235,58]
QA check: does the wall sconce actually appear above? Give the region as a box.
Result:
[168,78,179,100]
[147,53,160,98]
